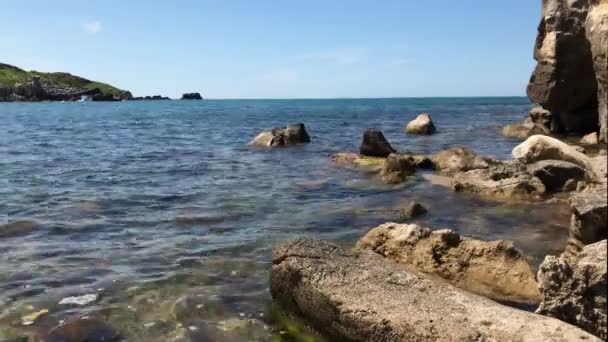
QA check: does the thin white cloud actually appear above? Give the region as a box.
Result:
[82,20,102,34]
[300,47,367,65]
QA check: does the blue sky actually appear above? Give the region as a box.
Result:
[1,1,540,99]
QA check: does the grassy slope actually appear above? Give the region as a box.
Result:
[0,63,123,95]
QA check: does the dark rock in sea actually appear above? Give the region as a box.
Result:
[379,153,416,184]
[527,160,586,192]
[0,220,41,238]
[452,161,546,200]
[565,183,607,255]
[31,317,123,342]
[250,123,311,147]
[92,93,120,102]
[432,146,489,174]
[401,201,427,219]
[404,113,436,134]
[118,90,133,101]
[537,239,607,340]
[271,239,599,341]
[356,222,540,304]
[181,92,203,100]
[527,0,606,141]
[359,129,396,157]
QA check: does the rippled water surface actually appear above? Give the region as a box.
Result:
[0,98,571,340]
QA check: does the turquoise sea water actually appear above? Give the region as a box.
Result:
[0,98,571,340]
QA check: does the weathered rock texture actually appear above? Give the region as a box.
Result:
[527,0,608,141]
[379,154,416,184]
[501,117,550,140]
[250,123,311,147]
[271,239,601,341]
[359,130,397,157]
[537,239,607,340]
[452,161,547,200]
[566,183,608,255]
[405,113,436,134]
[432,146,489,174]
[356,223,541,304]
[527,159,587,192]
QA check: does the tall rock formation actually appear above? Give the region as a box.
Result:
[527,0,608,142]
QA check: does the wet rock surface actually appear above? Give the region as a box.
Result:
[452,161,546,200]
[356,223,541,304]
[250,123,311,147]
[271,239,600,342]
[432,146,489,174]
[566,183,608,255]
[404,113,436,134]
[359,129,397,157]
[30,318,123,342]
[379,154,416,184]
[537,239,607,340]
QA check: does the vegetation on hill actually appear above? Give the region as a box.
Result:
[0,63,123,95]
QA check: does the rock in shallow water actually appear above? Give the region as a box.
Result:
[379,153,416,184]
[537,239,607,340]
[527,159,586,193]
[404,113,436,134]
[359,129,396,157]
[565,183,608,255]
[271,239,600,341]
[31,318,123,342]
[432,146,488,174]
[356,223,540,304]
[249,123,311,147]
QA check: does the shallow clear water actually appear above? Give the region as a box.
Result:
[0,98,570,341]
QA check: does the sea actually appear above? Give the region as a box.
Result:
[0,98,571,341]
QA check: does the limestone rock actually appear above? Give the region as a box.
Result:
[530,105,555,131]
[356,223,540,304]
[379,153,416,184]
[359,129,397,157]
[527,159,586,192]
[566,183,608,255]
[404,113,436,134]
[452,161,546,200]
[501,120,550,140]
[537,240,607,340]
[271,239,600,342]
[249,123,311,147]
[527,0,599,135]
[331,153,385,172]
[581,132,599,145]
[586,1,608,143]
[432,146,489,174]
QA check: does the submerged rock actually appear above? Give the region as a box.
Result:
[331,152,385,171]
[379,153,416,184]
[537,240,607,340]
[452,161,546,200]
[356,223,540,304]
[432,146,489,174]
[359,129,397,157]
[31,318,123,342]
[404,113,436,134]
[401,201,427,219]
[250,123,311,147]
[527,160,586,192]
[271,239,600,341]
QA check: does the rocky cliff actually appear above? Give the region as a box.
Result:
[527,0,608,142]
[0,63,131,101]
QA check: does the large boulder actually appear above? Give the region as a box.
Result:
[271,239,600,342]
[379,154,416,184]
[586,0,608,143]
[565,183,608,255]
[181,92,203,100]
[432,146,489,174]
[356,223,540,304]
[527,0,599,136]
[250,123,311,147]
[452,161,546,200]
[359,129,397,157]
[512,135,602,180]
[527,159,586,192]
[404,113,436,134]
[537,240,607,340]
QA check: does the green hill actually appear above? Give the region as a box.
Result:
[0,63,123,95]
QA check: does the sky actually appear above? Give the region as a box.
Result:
[1,1,541,99]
